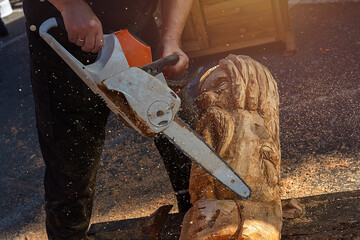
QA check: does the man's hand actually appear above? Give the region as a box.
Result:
[160,38,189,79]
[49,0,104,53]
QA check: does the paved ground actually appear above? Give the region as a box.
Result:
[0,1,359,239]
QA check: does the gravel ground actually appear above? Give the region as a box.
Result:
[0,1,359,239]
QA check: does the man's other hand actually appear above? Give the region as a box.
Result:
[160,39,189,79]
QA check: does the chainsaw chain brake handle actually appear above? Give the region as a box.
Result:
[39,17,181,136]
[141,54,180,76]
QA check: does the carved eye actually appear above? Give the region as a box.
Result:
[212,77,229,94]
[215,81,229,94]
[199,68,229,95]
[211,77,228,88]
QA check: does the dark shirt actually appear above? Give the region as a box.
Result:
[23,0,158,34]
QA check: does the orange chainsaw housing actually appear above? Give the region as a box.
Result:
[114,29,152,67]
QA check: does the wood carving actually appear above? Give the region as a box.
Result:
[180,55,281,240]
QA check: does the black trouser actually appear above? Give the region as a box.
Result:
[0,18,8,36]
[26,19,193,239]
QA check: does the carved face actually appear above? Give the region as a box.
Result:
[197,66,232,111]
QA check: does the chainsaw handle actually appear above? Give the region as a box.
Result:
[54,16,66,31]
[141,54,179,76]
[39,18,87,73]
[39,17,130,85]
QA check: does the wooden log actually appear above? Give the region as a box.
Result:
[88,190,360,239]
[180,54,282,240]
[281,190,360,239]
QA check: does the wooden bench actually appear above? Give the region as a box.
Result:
[181,0,297,58]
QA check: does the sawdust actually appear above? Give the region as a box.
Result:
[90,115,178,221]
[281,152,359,199]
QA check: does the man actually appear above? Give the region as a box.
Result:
[23,0,194,239]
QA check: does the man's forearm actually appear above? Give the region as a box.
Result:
[161,0,193,44]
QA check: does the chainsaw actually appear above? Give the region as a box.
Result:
[39,18,251,199]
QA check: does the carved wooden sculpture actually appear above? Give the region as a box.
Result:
[180,55,281,240]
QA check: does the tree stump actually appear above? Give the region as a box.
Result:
[180,55,282,240]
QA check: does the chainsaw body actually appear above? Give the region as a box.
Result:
[40,18,180,136]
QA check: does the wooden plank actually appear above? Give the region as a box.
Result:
[202,0,273,26]
[89,190,360,239]
[271,0,286,41]
[184,0,209,49]
[201,0,227,5]
[181,40,205,52]
[186,36,277,58]
[282,190,360,239]
[278,0,297,53]
[88,212,185,240]
[181,16,197,42]
[279,0,293,33]
[88,217,150,240]
[206,14,276,47]
[180,0,296,57]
